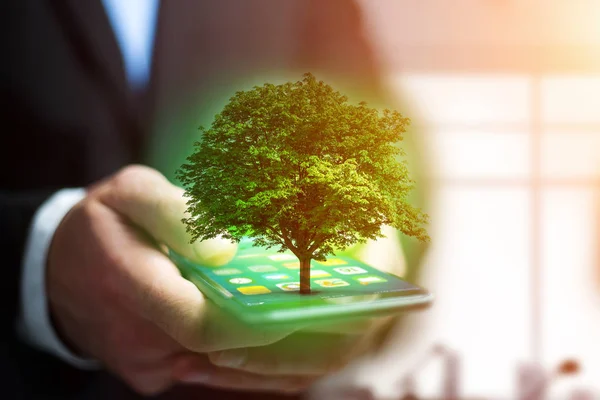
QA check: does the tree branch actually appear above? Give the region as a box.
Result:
[307,233,328,254]
[267,224,299,255]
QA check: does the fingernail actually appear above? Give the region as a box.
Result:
[180,372,211,384]
[217,348,247,368]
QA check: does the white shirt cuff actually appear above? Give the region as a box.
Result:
[18,188,101,370]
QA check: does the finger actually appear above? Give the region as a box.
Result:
[99,165,237,266]
[208,332,355,376]
[189,300,300,352]
[210,317,401,377]
[301,314,399,336]
[173,354,317,393]
[300,317,375,334]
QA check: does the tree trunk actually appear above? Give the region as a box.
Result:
[299,257,311,294]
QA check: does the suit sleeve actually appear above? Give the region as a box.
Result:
[0,191,55,334]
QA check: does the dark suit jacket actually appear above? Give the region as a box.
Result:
[0,0,386,398]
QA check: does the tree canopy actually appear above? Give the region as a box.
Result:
[177,73,429,292]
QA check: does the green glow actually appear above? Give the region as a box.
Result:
[145,70,431,282]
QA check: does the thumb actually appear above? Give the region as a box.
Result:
[98,165,237,266]
[90,166,294,352]
[92,202,293,353]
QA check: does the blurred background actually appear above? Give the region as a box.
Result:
[314,1,600,399]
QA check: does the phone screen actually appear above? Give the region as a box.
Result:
[190,237,420,307]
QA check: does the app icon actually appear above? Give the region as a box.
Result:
[264,274,290,280]
[333,266,367,275]
[213,268,243,276]
[248,265,278,272]
[282,262,300,269]
[310,269,331,278]
[354,275,387,285]
[228,277,252,284]
[316,258,347,266]
[268,254,296,261]
[276,282,301,291]
[314,278,350,288]
[237,286,271,295]
[236,253,263,259]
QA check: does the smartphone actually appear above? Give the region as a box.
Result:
[169,237,432,327]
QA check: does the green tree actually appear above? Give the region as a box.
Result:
[177,73,429,294]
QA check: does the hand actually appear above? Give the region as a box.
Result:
[47,165,382,395]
